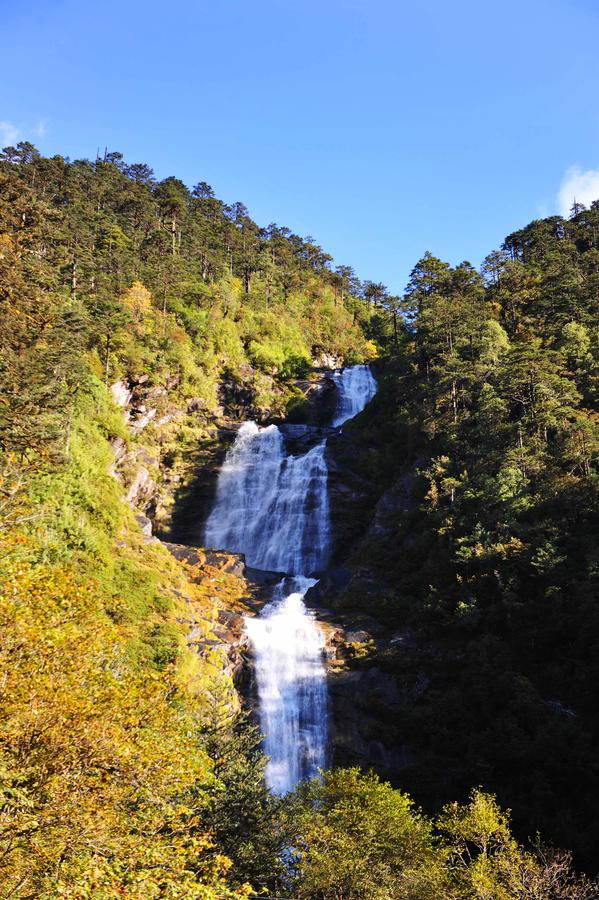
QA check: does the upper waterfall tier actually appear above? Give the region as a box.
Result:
[204,422,330,575]
[332,364,377,427]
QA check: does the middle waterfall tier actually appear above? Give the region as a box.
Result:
[204,421,330,575]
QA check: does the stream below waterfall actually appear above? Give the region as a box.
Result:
[204,365,377,794]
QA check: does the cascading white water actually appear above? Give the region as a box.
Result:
[332,364,377,427]
[204,422,330,575]
[245,576,328,794]
[204,365,376,795]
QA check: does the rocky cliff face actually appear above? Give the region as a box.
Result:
[110,367,342,547]
[305,597,420,777]
[110,362,420,781]
[161,543,253,681]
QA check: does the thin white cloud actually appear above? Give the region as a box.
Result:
[558,165,599,217]
[35,118,48,139]
[0,120,20,147]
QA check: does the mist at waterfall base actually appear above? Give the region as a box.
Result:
[204,366,377,795]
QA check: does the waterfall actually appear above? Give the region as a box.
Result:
[332,364,377,427]
[203,365,377,795]
[204,422,330,575]
[245,576,328,795]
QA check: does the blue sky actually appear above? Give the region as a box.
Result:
[2,0,599,293]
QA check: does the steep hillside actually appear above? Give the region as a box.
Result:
[0,144,376,896]
[1,142,598,896]
[322,217,599,869]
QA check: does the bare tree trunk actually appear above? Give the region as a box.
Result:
[451,380,458,423]
[71,255,77,298]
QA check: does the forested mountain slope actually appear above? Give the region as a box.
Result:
[0,142,597,897]
[337,212,599,869]
[0,143,376,897]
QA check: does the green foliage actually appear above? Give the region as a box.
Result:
[346,207,599,870]
[2,141,599,894]
[288,768,444,899]
[0,545,252,899]
[286,772,597,899]
[198,709,290,892]
[0,147,375,494]
[0,143,380,898]
[437,790,530,899]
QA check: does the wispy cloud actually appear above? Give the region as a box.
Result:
[558,165,599,217]
[0,120,20,147]
[0,118,50,150]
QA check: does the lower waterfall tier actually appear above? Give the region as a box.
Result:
[245,577,328,796]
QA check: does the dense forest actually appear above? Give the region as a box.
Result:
[346,208,599,871]
[0,143,598,898]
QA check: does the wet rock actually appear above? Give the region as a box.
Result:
[318,620,347,659]
[279,423,337,453]
[304,568,352,605]
[245,566,288,587]
[544,699,577,717]
[345,630,371,644]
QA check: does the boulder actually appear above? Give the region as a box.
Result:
[313,351,343,370]
[111,380,132,408]
[187,397,207,413]
[164,373,181,391]
[108,437,128,476]
[135,513,153,536]
[278,423,337,453]
[345,630,371,644]
[125,465,158,511]
[155,407,184,428]
[285,374,337,426]
[130,408,157,431]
